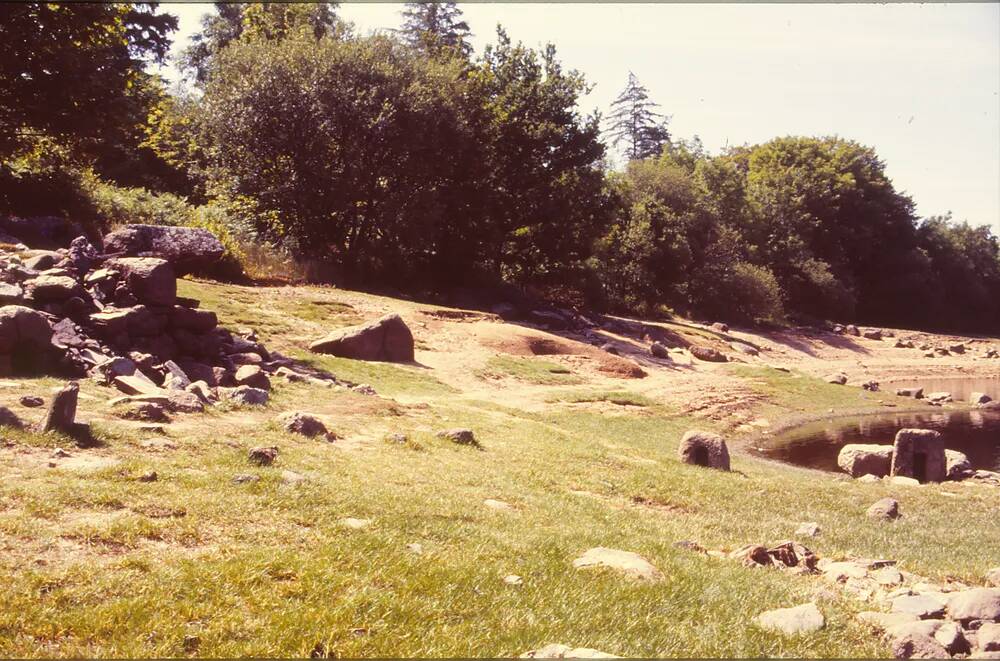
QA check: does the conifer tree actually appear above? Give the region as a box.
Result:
[606,72,671,161]
[399,2,472,58]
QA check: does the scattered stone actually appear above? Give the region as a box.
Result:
[437,428,477,445]
[891,429,945,482]
[677,430,730,471]
[406,543,423,555]
[823,561,868,583]
[484,498,514,511]
[504,574,523,586]
[309,313,414,362]
[232,474,260,484]
[895,387,924,399]
[857,473,882,483]
[248,446,278,466]
[936,621,970,655]
[863,329,883,340]
[711,322,729,333]
[572,547,664,581]
[105,257,176,306]
[113,373,164,397]
[650,342,669,358]
[971,392,993,405]
[218,385,269,406]
[673,540,707,554]
[689,345,726,362]
[277,411,330,438]
[889,475,921,487]
[0,406,23,428]
[838,443,893,478]
[519,644,618,659]
[926,391,953,404]
[867,497,900,520]
[340,517,371,530]
[18,395,43,407]
[114,401,169,422]
[795,522,821,538]
[138,471,158,482]
[753,602,825,635]
[826,373,848,385]
[845,324,860,336]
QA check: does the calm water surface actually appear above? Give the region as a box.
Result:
[753,377,1000,473]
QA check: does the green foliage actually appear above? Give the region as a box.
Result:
[399,2,472,59]
[605,72,671,161]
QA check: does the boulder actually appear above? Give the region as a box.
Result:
[753,602,825,635]
[863,329,883,340]
[844,324,860,336]
[0,406,23,428]
[170,305,217,333]
[971,392,993,406]
[23,274,79,301]
[946,449,972,480]
[891,429,946,483]
[248,446,278,466]
[826,373,848,385]
[0,305,53,374]
[650,342,669,358]
[689,345,726,362]
[113,373,164,397]
[102,224,224,275]
[838,444,894,478]
[572,547,663,581]
[677,430,730,471]
[437,428,477,445]
[890,630,949,659]
[37,381,80,434]
[895,387,924,399]
[218,385,269,406]
[309,313,414,363]
[891,594,947,619]
[979,623,1000,652]
[948,589,1000,623]
[234,364,270,390]
[710,322,729,333]
[105,257,176,306]
[867,497,900,520]
[926,392,952,404]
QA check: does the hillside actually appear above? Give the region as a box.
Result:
[2,274,999,657]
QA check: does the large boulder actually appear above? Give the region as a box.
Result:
[309,313,414,362]
[891,429,946,483]
[948,589,1000,623]
[0,305,54,375]
[105,257,176,306]
[946,449,972,480]
[102,224,224,275]
[678,430,730,471]
[837,444,893,478]
[689,345,727,363]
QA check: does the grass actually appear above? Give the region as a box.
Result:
[475,356,585,386]
[0,280,997,657]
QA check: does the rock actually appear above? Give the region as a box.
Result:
[406,542,424,554]
[102,224,224,275]
[248,446,278,466]
[23,251,60,271]
[169,305,217,333]
[138,471,158,483]
[105,257,176,306]
[858,611,921,631]
[822,561,868,582]
[891,629,949,659]
[889,475,921,487]
[948,589,1000,623]
[857,473,882,483]
[926,391,953,404]
[37,381,81,435]
[309,313,414,362]
[730,341,759,356]
[229,352,262,365]
[18,395,43,407]
[753,602,825,635]
[946,449,972,480]
[845,324,860,336]
[572,547,663,581]
[232,474,260,484]
[862,329,883,340]
[280,470,306,485]
[484,498,514,511]
[978,622,1000,652]
[23,274,79,301]
[971,392,993,405]
[936,621,970,655]
[838,444,894,478]
[826,373,848,385]
[520,643,618,659]
[677,430,730,471]
[113,373,164,396]
[891,429,946,483]
[600,343,619,355]
[437,428,477,445]
[689,345,726,362]
[340,517,371,530]
[873,567,905,586]
[234,364,270,390]
[650,342,669,358]
[949,343,967,354]
[795,522,821,538]
[159,360,191,391]
[986,568,1000,588]
[0,305,54,374]
[711,322,729,333]
[218,385,269,406]
[164,391,204,413]
[0,282,23,304]
[867,497,900,520]
[892,594,947,619]
[277,412,330,438]
[504,574,523,586]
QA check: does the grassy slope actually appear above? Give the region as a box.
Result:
[1,279,997,657]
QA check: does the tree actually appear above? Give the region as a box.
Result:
[181,2,340,84]
[0,3,177,159]
[399,2,472,59]
[606,72,671,161]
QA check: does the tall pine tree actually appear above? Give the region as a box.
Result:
[606,72,670,161]
[399,2,472,58]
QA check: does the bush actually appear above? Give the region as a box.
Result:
[726,262,786,324]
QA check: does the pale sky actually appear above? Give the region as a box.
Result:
[160,3,1000,233]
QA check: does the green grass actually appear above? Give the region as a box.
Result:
[0,280,997,657]
[475,356,585,386]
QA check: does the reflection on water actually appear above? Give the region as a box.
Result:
[756,377,1000,473]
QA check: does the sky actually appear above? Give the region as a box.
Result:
[160,3,1000,233]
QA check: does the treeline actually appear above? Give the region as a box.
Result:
[1,2,998,333]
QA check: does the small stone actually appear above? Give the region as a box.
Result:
[795,522,821,538]
[340,517,371,530]
[889,475,921,487]
[826,373,848,385]
[138,471,158,482]
[572,547,663,581]
[280,470,306,485]
[650,342,669,358]
[248,446,278,466]
[277,411,330,438]
[822,561,868,583]
[183,635,201,653]
[753,602,825,635]
[232,473,260,484]
[867,497,901,520]
[406,543,423,555]
[51,447,71,458]
[484,498,514,511]
[235,364,270,390]
[18,395,43,407]
[504,574,523,586]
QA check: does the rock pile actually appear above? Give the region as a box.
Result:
[0,227,343,411]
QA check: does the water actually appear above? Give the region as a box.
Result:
[753,376,1000,473]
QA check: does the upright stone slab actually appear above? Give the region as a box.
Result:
[890,428,946,483]
[38,381,79,434]
[678,430,730,471]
